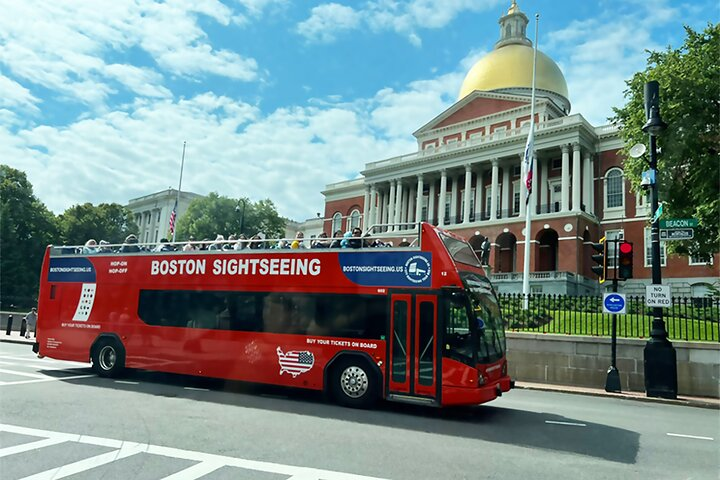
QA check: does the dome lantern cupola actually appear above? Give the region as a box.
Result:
[457,1,571,113]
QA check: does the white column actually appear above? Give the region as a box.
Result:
[474,168,483,222]
[450,174,459,224]
[376,187,384,229]
[369,185,378,227]
[588,154,595,214]
[382,189,390,226]
[540,156,548,214]
[400,187,408,226]
[561,144,570,212]
[394,180,403,227]
[572,142,581,212]
[490,160,499,221]
[438,170,447,225]
[501,164,510,217]
[407,186,415,226]
[362,186,370,229]
[519,155,526,217]
[428,180,436,225]
[388,180,396,231]
[415,174,424,223]
[463,165,472,224]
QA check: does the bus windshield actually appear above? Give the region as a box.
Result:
[438,232,481,267]
[460,272,506,363]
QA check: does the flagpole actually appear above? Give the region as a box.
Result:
[172,141,186,243]
[522,14,539,310]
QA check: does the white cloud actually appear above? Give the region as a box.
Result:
[296,3,362,44]
[0,72,41,112]
[297,0,503,45]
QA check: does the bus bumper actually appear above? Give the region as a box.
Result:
[442,375,513,406]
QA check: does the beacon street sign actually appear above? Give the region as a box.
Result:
[659,218,698,228]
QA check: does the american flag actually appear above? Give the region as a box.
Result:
[168,200,177,235]
[277,347,315,378]
[522,124,535,205]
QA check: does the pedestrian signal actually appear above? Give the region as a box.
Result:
[618,241,634,280]
[591,237,607,284]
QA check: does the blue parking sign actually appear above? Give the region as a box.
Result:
[603,293,626,314]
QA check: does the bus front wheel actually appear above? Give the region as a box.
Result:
[91,339,126,378]
[330,358,378,409]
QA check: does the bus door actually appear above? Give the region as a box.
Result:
[388,293,438,403]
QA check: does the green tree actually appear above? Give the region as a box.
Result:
[176,193,286,241]
[612,24,719,258]
[58,203,138,246]
[0,165,59,308]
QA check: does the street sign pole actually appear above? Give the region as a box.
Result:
[605,239,621,393]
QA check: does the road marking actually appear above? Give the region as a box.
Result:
[0,368,49,379]
[0,423,389,480]
[114,380,140,385]
[183,387,209,392]
[667,433,714,441]
[0,437,68,458]
[0,374,95,387]
[545,420,587,427]
[0,355,88,367]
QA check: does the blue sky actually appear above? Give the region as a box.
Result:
[1,0,715,222]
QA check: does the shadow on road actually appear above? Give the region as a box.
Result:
[49,367,640,465]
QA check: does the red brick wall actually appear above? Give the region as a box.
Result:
[434,98,527,129]
[324,196,364,235]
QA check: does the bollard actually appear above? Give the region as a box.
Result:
[5,314,12,335]
[19,318,26,337]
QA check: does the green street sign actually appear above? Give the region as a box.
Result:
[659,218,698,228]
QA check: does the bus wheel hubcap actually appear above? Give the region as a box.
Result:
[99,346,116,370]
[340,366,368,398]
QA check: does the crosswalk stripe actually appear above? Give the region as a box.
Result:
[17,444,147,480]
[0,438,68,458]
[0,368,48,379]
[160,461,225,480]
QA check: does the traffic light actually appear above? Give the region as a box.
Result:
[591,237,607,284]
[618,241,634,280]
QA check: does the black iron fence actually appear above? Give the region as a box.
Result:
[498,293,720,342]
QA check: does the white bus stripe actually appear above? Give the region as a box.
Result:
[160,461,225,480]
[0,438,67,458]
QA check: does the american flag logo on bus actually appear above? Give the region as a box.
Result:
[276,347,314,377]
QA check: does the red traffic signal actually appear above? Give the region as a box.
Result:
[618,241,634,280]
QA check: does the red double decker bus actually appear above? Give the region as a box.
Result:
[34,223,511,408]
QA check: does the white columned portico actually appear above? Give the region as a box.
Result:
[450,174,459,224]
[561,144,570,212]
[519,155,526,217]
[428,180,436,224]
[490,160,499,221]
[362,186,370,229]
[501,163,510,217]
[438,170,447,225]
[415,174,424,223]
[474,167,483,221]
[540,156,548,213]
[463,165,472,223]
[572,143,581,212]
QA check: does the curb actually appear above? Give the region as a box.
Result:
[515,382,720,410]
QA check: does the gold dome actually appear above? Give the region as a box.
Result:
[458,44,569,101]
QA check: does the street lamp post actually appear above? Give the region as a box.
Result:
[642,80,677,399]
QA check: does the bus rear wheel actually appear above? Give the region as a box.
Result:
[330,358,378,409]
[91,339,125,378]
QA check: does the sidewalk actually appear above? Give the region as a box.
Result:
[1,334,716,409]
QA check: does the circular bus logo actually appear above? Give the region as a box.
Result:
[404,255,431,284]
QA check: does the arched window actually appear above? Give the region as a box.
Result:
[604,168,624,210]
[331,212,342,233]
[348,209,360,230]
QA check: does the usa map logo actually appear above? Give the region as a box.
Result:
[276,347,314,377]
[404,255,431,284]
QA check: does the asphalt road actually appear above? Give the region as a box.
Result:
[0,342,717,480]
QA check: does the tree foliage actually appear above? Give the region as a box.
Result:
[611,24,719,258]
[58,203,138,246]
[0,165,59,308]
[175,192,286,241]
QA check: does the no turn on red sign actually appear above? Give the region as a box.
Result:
[646,285,672,307]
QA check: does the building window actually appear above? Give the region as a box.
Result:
[512,165,521,177]
[146,213,151,225]
[460,188,475,220]
[512,181,520,214]
[605,168,624,209]
[156,210,161,222]
[552,158,561,170]
[348,210,360,230]
[689,252,714,266]
[644,227,667,267]
[491,126,506,139]
[421,194,428,222]
[332,212,342,233]
[444,192,451,224]
[605,229,624,268]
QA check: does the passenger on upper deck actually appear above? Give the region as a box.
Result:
[120,234,140,253]
[208,235,225,251]
[234,234,247,250]
[82,239,99,254]
[153,238,175,252]
[329,230,343,248]
[291,232,305,249]
[182,236,196,252]
[311,232,330,248]
[225,234,238,251]
[99,240,113,253]
[248,234,264,250]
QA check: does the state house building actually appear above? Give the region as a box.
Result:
[321,1,718,296]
